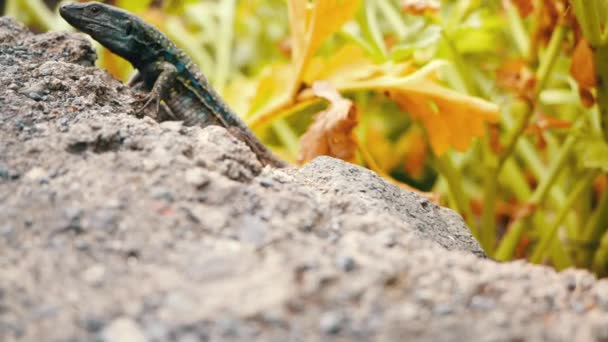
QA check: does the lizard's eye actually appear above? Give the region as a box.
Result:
[89,5,101,15]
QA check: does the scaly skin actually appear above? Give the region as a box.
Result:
[60,2,286,168]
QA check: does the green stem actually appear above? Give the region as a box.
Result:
[491,26,568,260]
[480,165,498,252]
[22,0,61,31]
[434,154,477,238]
[571,0,603,45]
[494,134,578,260]
[593,45,608,141]
[357,0,387,62]
[271,120,299,157]
[214,0,235,92]
[498,24,567,170]
[5,0,18,17]
[577,185,608,267]
[530,134,578,203]
[376,0,408,39]
[530,171,597,263]
[494,219,526,261]
[504,0,530,58]
[441,31,479,96]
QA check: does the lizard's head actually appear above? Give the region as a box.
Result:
[59,2,147,62]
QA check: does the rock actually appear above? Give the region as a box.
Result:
[101,317,147,342]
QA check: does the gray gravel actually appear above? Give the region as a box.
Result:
[2,17,608,342]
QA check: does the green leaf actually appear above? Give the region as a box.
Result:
[577,136,608,171]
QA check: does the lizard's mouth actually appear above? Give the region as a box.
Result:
[60,15,120,35]
[59,6,122,35]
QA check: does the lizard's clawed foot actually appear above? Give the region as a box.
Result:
[136,92,161,119]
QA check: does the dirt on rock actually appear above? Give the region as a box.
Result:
[2,17,608,342]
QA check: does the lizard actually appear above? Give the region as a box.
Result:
[59,2,287,168]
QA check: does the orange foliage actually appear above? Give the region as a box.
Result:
[298,81,359,164]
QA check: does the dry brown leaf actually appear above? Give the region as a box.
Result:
[496,59,536,101]
[571,38,597,89]
[571,38,597,108]
[507,0,534,17]
[525,113,572,149]
[297,81,359,164]
[532,0,577,49]
[402,0,440,15]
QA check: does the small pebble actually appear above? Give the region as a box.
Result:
[184,167,209,187]
[433,303,454,316]
[320,311,346,335]
[259,177,274,188]
[19,83,48,101]
[83,317,105,333]
[62,207,83,233]
[81,264,106,286]
[149,186,174,202]
[100,317,147,342]
[470,296,496,311]
[336,255,357,272]
[24,166,49,184]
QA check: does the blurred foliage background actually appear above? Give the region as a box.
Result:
[6,0,608,276]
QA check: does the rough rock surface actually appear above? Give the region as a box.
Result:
[2,17,608,342]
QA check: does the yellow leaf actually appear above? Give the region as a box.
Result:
[301,46,499,155]
[250,44,498,156]
[303,44,392,85]
[298,81,359,164]
[389,80,498,154]
[247,63,294,118]
[288,0,361,94]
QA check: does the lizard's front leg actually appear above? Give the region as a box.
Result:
[138,62,178,117]
[128,69,176,121]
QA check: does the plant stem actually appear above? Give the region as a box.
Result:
[214,0,235,92]
[480,164,498,251]
[22,0,61,31]
[530,171,598,263]
[376,0,408,39]
[593,45,608,141]
[578,185,608,267]
[494,133,578,260]
[271,120,299,157]
[498,24,567,170]
[434,155,477,236]
[504,0,530,58]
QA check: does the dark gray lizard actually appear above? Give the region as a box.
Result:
[59,2,287,168]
